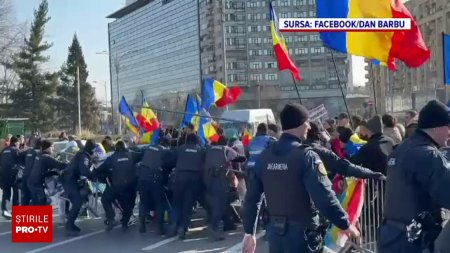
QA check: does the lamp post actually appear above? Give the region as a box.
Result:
[93,80,108,131]
[97,49,144,135]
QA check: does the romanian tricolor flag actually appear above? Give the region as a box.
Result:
[119,96,140,136]
[136,92,160,133]
[201,78,241,109]
[316,0,430,70]
[325,176,364,250]
[140,128,160,145]
[269,2,300,80]
[181,94,201,131]
[198,109,220,145]
[242,129,252,147]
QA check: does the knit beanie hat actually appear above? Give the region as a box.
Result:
[418,100,450,129]
[366,115,383,134]
[280,103,309,130]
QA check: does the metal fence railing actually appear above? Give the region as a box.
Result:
[358,178,386,252]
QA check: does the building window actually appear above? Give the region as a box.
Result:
[266,74,278,80]
[250,62,262,69]
[248,26,258,32]
[247,2,258,8]
[266,62,277,68]
[250,74,263,81]
[268,49,274,56]
[311,47,324,54]
[310,34,320,41]
[293,0,306,5]
[281,13,289,18]
[295,48,308,54]
[280,0,290,6]
[162,0,175,4]
[295,11,308,18]
[308,0,315,5]
[309,11,316,17]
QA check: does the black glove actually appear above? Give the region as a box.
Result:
[372,172,386,181]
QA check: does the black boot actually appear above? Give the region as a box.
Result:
[139,216,146,233]
[177,227,186,240]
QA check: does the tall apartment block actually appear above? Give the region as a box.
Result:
[108,0,351,123]
[199,0,350,115]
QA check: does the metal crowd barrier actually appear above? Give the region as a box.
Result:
[358,178,386,252]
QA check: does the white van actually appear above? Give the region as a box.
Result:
[219,109,276,136]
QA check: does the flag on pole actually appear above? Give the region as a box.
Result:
[242,129,252,147]
[136,91,160,133]
[181,94,201,131]
[443,33,450,85]
[201,78,241,109]
[316,0,430,70]
[269,1,301,80]
[119,96,140,135]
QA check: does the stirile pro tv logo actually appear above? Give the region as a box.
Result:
[12,206,53,243]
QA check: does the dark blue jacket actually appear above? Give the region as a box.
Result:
[243,133,349,234]
[246,134,276,169]
[384,130,450,224]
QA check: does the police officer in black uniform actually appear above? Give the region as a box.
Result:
[242,103,359,253]
[62,139,97,236]
[379,100,450,253]
[305,121,386,180]
[28,140,67,206]
[204,135,241,241]
[96,140,142,231]
[21,138,42,206]
[27,139,67,206]
[168,133,205,239]
[137,136,174,234]
[0,136,26,218]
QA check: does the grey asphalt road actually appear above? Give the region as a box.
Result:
[0,192,269,253]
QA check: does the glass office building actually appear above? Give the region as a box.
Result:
[107,0,201,116]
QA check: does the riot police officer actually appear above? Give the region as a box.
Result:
[204,135,241,241]
[28,139,67,206]
[168,133,205,239]
[242,103,359,253]
[62,139,97,236]
[379,100,450,253]
[96,140,141,231]
[0,136,25,218]
[22,138,42,206]
[137,136,174,235]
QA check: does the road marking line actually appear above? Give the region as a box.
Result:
[24,225,122,253]
[183,237,208,242]
[141,237,177,251]
[180,248,228,253]
[222,231,264,253]
[0,231,11,236]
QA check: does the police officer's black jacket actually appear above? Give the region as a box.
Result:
[243,133,350,234]
[96,149,142,188]
[24,149,40,178]
[28,152,67,187]
[173,144,205,173]
[384,130,450,224]
[137,144,174,182]
[0,146,26,172]
[304,138,384,180]
[64,150,92,182]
